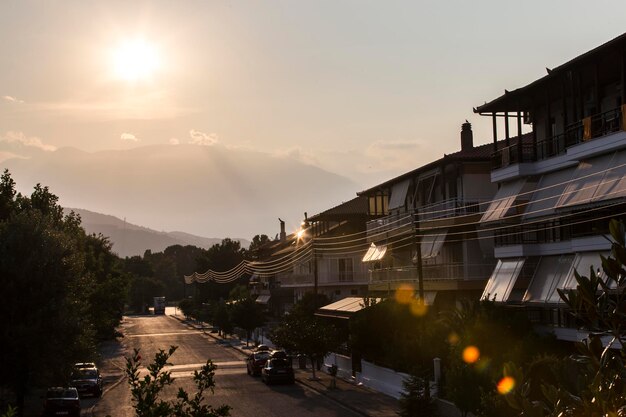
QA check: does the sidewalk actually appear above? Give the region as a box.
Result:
[173,315,399,417]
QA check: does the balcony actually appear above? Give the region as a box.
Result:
[492,106,624,170]
[368,263,494,283]
[365,198,485,237]
[418,198,483,222]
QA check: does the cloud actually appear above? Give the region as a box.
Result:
[120,132,139,142]
[360,139,425,172]
[2,95,24,104]
[169,138,180,145]
[1,131,57,151]
[189,129,219,146]
[272,147,319,166]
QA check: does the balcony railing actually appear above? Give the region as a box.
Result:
[366,198,485,234]
[418,198,484,221]
[369,263,495,282]
[492,106,624,169]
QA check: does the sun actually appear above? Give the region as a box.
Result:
[112,39,160,82]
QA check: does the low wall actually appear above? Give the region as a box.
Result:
[322,353,408,399]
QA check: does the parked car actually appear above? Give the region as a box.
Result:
[261,358,295,384]
[70,365,102,397]
[43,387,81,417]
[246,350,271,376]
[73,362,96,369]
[255,344,271,352]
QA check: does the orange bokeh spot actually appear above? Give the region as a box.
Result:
[462,346,480,364]
[395,284,414,304]
[497,376,516,394]
[447,332,460,345]
[410,299,428,316]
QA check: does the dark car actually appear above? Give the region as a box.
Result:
[43,387,81,417]
[246,351,271,376]
[261,358,295,384]
[70,367,102,397]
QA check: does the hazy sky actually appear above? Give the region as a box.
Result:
[2,1,626,188]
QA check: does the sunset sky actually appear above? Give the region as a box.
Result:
[2,1,626,237]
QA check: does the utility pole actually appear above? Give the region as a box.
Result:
[412,209,425,304]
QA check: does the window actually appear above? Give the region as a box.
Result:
[338,258,354,282]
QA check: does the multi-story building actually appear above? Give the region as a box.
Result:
[476,33,626,341]
[358,123,499,308]
[252,197,371,314]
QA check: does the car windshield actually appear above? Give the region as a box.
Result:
[269,359,290,368]
[254,352,271,360]
[73,369,97,378]
[47,389,78,399]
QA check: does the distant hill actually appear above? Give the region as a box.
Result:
[66,208,250,258]
[4,143,358,238]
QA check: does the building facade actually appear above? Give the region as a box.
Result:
[476,33,626,342]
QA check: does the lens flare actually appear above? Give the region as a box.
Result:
[447,332,460,345]
[497,376,516,394]
[394,284,414,304]
[462,346,480,364]
[410,299,428,316]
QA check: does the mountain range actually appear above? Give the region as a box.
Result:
[65,207,250,258]
[2,142,359,239]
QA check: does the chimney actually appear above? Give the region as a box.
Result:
[461,121,473,151]
[279,218,286,242]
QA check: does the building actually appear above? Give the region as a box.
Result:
[475,32,626,342]
[251,197,372,314]
[358,122,500,308]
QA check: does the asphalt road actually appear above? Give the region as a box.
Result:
[87,311,361,417]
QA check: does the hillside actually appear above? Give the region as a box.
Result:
[66,208,250,258]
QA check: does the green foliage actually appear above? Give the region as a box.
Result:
[350,299,447,372]
[125,346,230,417]
[230,297,265,346]
[129,276,166,313]
[269,293,342,378]
[506,219,626,416]
[399,371,438,417]
[0,405,16,417]
[212,301,233,336]
[0,170,127,412]
[227,284,250,302]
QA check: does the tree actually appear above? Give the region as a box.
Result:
[269,293,342,379]
[399,371,437,417]
[129,276,166,313]
[230,297,265,346]
[247,234,271,260]
[125,346,230,417]
[0,174,95,416]
[506,219,626,416]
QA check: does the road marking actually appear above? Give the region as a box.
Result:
[126,331,204,338]
[137,361,246,377]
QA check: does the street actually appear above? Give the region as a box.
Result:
[88,309,362,417]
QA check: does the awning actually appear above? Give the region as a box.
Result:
[594,151,626,203]
[561,252,609,296]
[557,151,626,208]
[255,295,271,304]
[481,258,525,302]
[388,179,410,210]
[315,297,382,319]
[362,243,387,262]
[524,167,576,219]
[523,254,574,304]
[421,229,448,259]
[481,178,529,223]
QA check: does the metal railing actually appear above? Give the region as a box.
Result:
[492,106,624,169]
[369,263,495,282]
[418,198,485,221]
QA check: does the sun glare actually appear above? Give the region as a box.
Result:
[112,39,160,82]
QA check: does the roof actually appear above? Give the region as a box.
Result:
[358,139,498,195]
[308,196,368,222]
[315,297,382,319]
[475,32,626,113]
